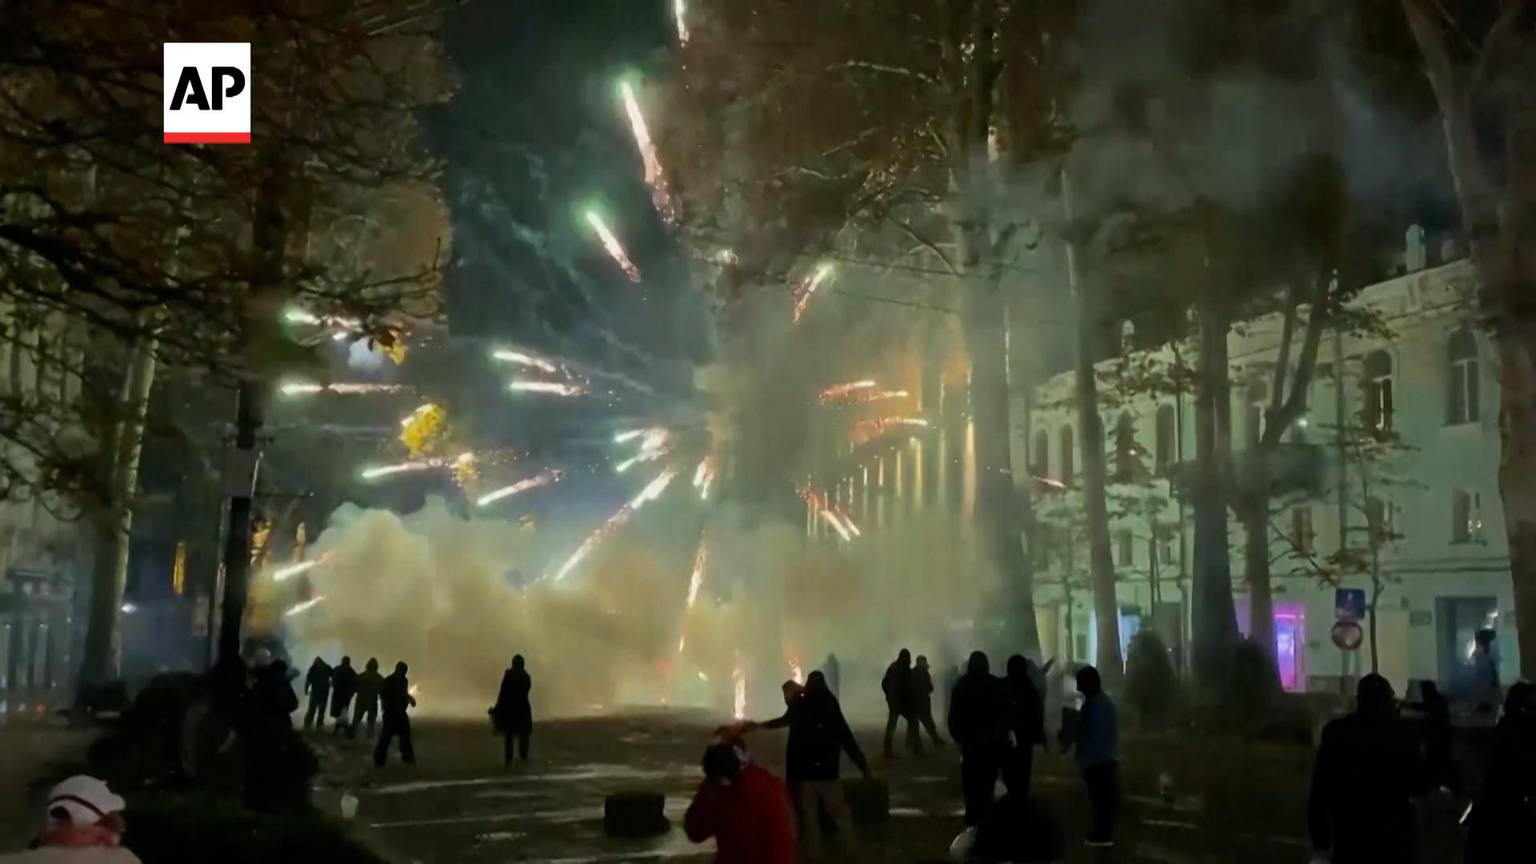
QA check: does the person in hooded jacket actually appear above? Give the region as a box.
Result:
[491,655,534,764]
[949,651,1006,826]
[302,657,332,731]
[912,656,946,750]
[374,662,417,767]
[882,649,917,758]
[350,658,385,740]
[329,656,358,735]
[1002,655,1045,799]
[1464,682,1536,862]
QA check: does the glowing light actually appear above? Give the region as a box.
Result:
[284,308,321,325]
[361,453,475,481]
[855,416,931,438]
[614,429,648,444]
[271,557,324,582]
[818,380,876,403]
[677,634,687,653]
[509,380,585,397]
[620,80,676,225]
[615,428,671,473]
[791,263,835,324]
[819,509,853,542]
[686,542,708,609]
[284,595,326,618]
[693,456,716,501]
[553,469,678,582]
[790,660,804,685]
[492,349,562,375]
[585,211,641,283]
[673,0,688,45]
[476,468,565,508]
[281,381,404,397]
[733,667,747,721]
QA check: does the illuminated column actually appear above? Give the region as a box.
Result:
[963,417,977,518]
[876,457,886,529]
[912,439,924,516]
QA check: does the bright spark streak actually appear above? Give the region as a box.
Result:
[476,468,564,508]
[620,81,677,225]
[818,380,877,403]
[791,263,835,324]
[284,308,321,325]
[692,459,709,488]
[492,349,561,375]
[819,509,853,541]
[614,429,647,444]
[284,595,326,618]
[281,382,404,397]
[615,448,669,474]
[686,542,708,609]
[510,380,585,397]
[361,461,436,480]
[271,556,326,582]
[673,0,688,45]
[856,416,931,437]
[584,211,642,283]
[553,469,678,582]
[841,510,863,537]
[677,634,687,653]
[733,668,747,721]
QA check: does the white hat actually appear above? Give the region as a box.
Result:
[46,775,126,826]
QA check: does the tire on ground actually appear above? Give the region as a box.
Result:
[603,790,670,838]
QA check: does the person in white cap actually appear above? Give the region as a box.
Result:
[0,775,141,862]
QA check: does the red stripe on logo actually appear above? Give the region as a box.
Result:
[164,132,251,144]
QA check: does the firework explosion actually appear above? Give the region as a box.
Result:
[853,416,930,439]
[584,210,642,283]
[476,468,565,508]
[620,81,676,225]
[492,348,562,375]
[509,380,585,397]
[614,427,671,473]
[790,263,835,324]
[818,379,876,403]
[552,468,678,583]
[360,452,474,481]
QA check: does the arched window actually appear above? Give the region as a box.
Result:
[1363,351,1394,433]
[1113,411,1139,483]
[1155,404,1176,472]
[1059,425,1075,485]
[1245,379,1268,447]
[1446,328,1479,425]
[1031,429,1049,479]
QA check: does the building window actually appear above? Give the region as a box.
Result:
[1159,534,1175,565]
[1117,529,1134,566]
[1246,379,1268,447]
[1031,429,1049,478]
[1059,425,1075,485]
[1292,507,1315,555]
[1155,404,1176,473]
[1366,497,1395,545]
[1453,489,1484,544]
[1363,350,1394,434]
[1113,412,1140,483]
[1446,328,1479,425]
[1074,632,1089,663]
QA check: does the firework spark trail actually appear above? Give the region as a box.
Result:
[284,595,326,618]
[732,667,747,720]
[509,380,585,397]
[584,211,642,283]
[790,263,835,324]
[673,0,688,45]
[685,541,708,609]
[614,428,671,473]
[790,660,804,685]
[620,81,677,225]
[693,456,716,501]
[553,469,678,583]
[818,380,876,403]
[361,452,474,480]
[819,509,853,541]
[476,468,565,508]
[854,416,931,438]
[840,509,863,537]
[492,348,562,375]
[271,554,329,582]
[281,382,406,397]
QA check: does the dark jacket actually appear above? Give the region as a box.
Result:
[882,661,913,714]
[304,660,331,696]
[380,671,415,717]
[355,669,384,708]
[948,671,1005,754]
[1074,691,1118,768]
[331,664,359,705]
[762,689,869,783]
[1004,671,1045,751]
[1466,710,1536,860]
[1307,711,1425,863]
[493,668,533,732]
[911,667,936,713]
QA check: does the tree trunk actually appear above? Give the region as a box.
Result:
[1064,225,1122,683]
[1498,331,1536,679]
[966,290,1041,657]
[1242,493,1275,662]
[78,330,157,690]
[1192,288,1239,688]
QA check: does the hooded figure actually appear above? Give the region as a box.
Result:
[1074,666,1120,848]
[882,649,918,758]
[350,658,384,739]
[1002,655,1045,798]
[911,656,945,749]
[492,655,533,764]
[1307,673,1425,864]
[302,657,332,731]
[948,652,1005,826]
[374,662,417,767]
[755,671,870,856]
[329,656,358,735]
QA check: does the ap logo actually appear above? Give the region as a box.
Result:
[163,42,251,144]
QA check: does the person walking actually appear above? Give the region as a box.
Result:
[350,658,384,740]
[747,671,871,857]
[911,656,945,749]
[1307,673,1424,864]
[302,657,332,731]
[1003,655,1045,799]
[1463,682,1536,862]
[1073,665,1119,849]
[492,655,533,764]
[882,649,917,758]
[374,662,417,767]
[329,656,358,735]
[684,742,796,864]
[949,651,1006,826]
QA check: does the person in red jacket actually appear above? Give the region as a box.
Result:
[684,743,795,864]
